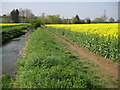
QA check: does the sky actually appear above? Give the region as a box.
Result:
[1,1,119,20]
[1,0,120,2]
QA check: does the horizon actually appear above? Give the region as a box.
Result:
[1,2,118,20]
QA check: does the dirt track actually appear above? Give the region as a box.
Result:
[47,30,119,82]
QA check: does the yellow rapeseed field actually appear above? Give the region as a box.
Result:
[46,23,118,39]
[46,23,119,61]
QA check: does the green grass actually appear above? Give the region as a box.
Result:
[1,25,23,29]
[1,25,29,33]
[13,28,105,88]
[1,25,29,43]
[1,74,13,88]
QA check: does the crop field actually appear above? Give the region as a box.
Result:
[46,23,119,62]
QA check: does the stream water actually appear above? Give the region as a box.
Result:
[1,30,33,77]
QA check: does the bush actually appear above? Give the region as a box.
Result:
[31,19,42,29]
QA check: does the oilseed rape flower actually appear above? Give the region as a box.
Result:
[46,23,118,39]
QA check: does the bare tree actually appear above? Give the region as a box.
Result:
[19,8,36,22]
[19,8,35,19]
[24,9,35,19]
[19,8,25,17]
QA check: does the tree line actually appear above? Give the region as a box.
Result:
[0,8,118,24]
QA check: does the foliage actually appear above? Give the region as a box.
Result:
[85,18,91,24]
[72,15,81,24]
[31,19,42,29]
[92,18,106,23]
[1,74,13,88]
[10,9,20,23]
[46,24,119,62]
[14,28,104,88]
[47,15,62,24]
[72,15,86,24]
[37,17,49,24]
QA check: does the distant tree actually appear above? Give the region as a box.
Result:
[10,9,20,23]
[19,8,36,23]
[109,17,115,22]
[37,17,49,24]
[76,15,80,21]
[62,18,72,24]
[62,19,67,24]
[85,18,91,24]
[2,14,7,18]
[92,18,105,23]
[47,15,62,24]
[80,19,85,24]
[19,8,24,17]
[24,9,35,19]
[72,15,81,24]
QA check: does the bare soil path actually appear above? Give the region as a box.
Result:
[47,30,119,82]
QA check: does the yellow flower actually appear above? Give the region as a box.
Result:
[46,23,118,39]
[92,38,94,40]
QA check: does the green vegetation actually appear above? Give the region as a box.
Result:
[10,9,20,23]
[1,25,29,43]
[14,28,104,88]
[0,17,13,23]
[1,25,21,29]
[30,19,42,29]
[46,27,119,62]
[1,75,13,88]
[72,15,85,24]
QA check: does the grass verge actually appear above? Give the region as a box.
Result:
[13,27,104,88]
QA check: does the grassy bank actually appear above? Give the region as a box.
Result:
[13,27,105,88]
[1,25,29,43]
